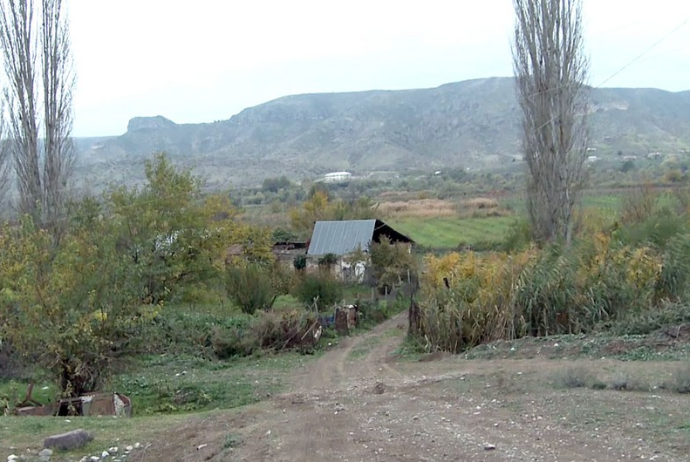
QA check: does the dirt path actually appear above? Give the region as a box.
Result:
[135,313,690,462]
[302,312,407,392]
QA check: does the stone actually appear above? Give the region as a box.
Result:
[125,446,133,452]
[38,448,53,461]
[108,447,118,453]
[373,382,386,395]
[90,456,100,462]
[43,429,94,451]
[484,444,496,451]
[101,450,110,458]
[8,455,19,462]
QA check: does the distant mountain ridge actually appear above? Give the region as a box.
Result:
[74,77,690,189]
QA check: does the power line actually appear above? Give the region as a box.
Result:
[526,14,690,134]
[516,14,690,103]
[595,16,690,88]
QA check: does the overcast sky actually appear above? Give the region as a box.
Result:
[69,0,690,137]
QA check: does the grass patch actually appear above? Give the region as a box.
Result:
[0,412,189,459]
[0,380,59,410]
[2,351,317,418]
[110,352,314,415]
[347,336,382,360]
[388,216,515,249]
[272,294,302,310]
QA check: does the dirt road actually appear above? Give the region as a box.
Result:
[136,313,690,461]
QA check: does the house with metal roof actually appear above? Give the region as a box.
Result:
[306,219,414,282]
[307,219,413,256]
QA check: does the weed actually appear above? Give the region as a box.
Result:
[393,335,428,359]
[553,365,593,389]
[664,364,690,394]
[223,433,243,449]
[591,380,607,390]
[607,371,652,392]
[610,372,631,391]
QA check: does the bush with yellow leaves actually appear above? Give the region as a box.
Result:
[415,231,685,353]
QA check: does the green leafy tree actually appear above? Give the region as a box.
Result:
[369,237,417,291]
[0,213,149,397]
[290,191,378,234]
[262,176,291,193]
[108,153,246,303]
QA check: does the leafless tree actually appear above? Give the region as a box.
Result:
[41,0,74,229]
[0,0,74,227]
[0,108,11,212]
[512,0,589,245]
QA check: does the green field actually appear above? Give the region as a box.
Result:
[389,216,517,249]
[387,189,672,250]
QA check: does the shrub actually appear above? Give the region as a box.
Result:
[417,251,535,352]
[357,299,389,327]
[655,234,690,301]
[502,219,532,253]
[141,311,253,357]
[226,263,277,314]
[318,253,338,268]
[293,254,307,271]
[250,310,321,352]
[554,366,593,389]
[619,183,658,226]
[608,302,690,336]
[211,324,257,359]
[413,231,679,353]
[294,273,343,310]
[665,364,690,394]
[615,208,688,250]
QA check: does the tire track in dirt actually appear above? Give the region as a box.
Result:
[262,312,409,462]
[300,311,408,392]
[140,311,690,462]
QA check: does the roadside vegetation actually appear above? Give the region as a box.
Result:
[0,155,414,418]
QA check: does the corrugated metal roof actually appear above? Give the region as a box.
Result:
[307,220,376,256]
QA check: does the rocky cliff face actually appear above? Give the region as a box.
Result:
[127,116,178,132]
[75,77,690,188]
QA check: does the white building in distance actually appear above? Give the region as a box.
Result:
[323,171,352,183]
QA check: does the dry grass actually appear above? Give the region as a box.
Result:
[462,197,499,209]
[378,199,457,218]
[457,197,513,219]
[378,197,513,220]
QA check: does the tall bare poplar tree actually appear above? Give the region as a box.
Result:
[0,0,74,227]
[0,110,11,211]
[512,0,589,244]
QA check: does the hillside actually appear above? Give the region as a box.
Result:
[74,77,690,189]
